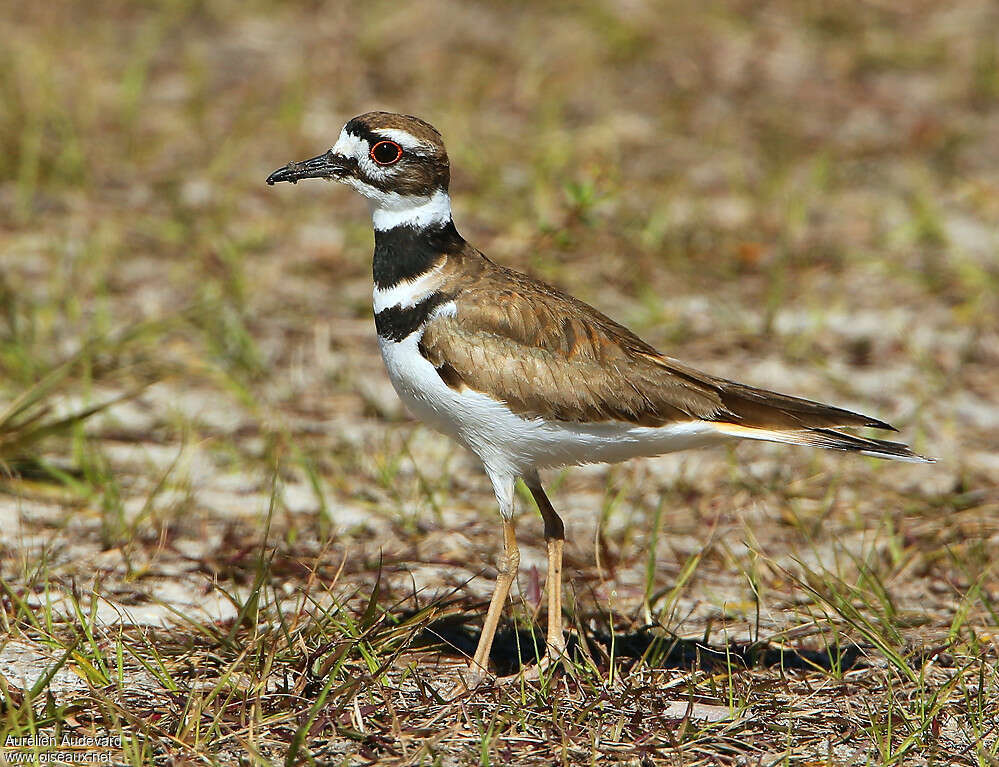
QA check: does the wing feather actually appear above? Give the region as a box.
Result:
[420,259,894,432]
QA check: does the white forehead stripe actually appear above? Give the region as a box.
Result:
[331,129,367,159]
[375,128,433,154]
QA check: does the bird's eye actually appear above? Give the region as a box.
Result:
[370,140,403,166]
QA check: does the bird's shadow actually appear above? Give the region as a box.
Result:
[410,613,872,677]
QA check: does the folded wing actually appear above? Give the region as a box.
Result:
[418,260,929,462]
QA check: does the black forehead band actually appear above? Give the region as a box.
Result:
[342,119,381,148]
[342,120,432,157]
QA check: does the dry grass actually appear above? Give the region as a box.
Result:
[1,0,998,764]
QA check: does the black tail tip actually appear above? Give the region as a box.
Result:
[810,428,933,463]
[865,417,898,432]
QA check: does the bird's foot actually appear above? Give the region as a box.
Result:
[447,666,493,699]
[495,645,573,686]
[448,641,572,697]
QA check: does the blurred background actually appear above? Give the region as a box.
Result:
[1,0,998,760]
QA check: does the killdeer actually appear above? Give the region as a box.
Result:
[266,112,930,687]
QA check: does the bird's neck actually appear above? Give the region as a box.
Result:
[372,201,465,290]
[371,188,452,232]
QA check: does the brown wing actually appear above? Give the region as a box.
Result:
[420,260,893,431]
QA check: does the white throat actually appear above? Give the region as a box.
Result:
[371,188,452,231]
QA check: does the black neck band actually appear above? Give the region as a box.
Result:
[372,219,464,289]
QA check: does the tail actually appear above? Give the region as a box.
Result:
[712,422,933,463]
[644,355,932,462]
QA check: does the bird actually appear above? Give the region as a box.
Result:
[266,111,930,688]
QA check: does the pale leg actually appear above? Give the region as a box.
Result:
[525,472,566,659]
[466,518,520,684]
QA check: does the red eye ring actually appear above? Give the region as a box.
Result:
[370,140,403,166]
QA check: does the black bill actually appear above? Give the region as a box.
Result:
[266,151,354,185]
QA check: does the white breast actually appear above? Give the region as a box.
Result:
[377,325,731,478]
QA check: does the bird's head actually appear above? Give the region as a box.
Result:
[267,112,452,230]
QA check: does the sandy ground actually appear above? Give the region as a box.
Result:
[1,1,998,764]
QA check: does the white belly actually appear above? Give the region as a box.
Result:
[377,332,730,478]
